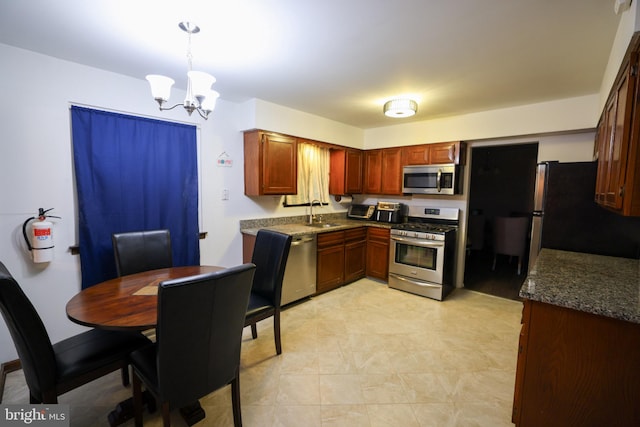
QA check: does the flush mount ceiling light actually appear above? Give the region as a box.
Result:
[383,98,418,118]
[146,22,219,120]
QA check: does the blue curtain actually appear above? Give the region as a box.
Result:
[71,106,200,288]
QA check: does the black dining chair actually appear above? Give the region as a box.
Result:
[244,230,292,355]
[112,229,173,277]
[130,263,256,427]
[0,261,152,404]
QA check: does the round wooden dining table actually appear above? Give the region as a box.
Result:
[66,265,224,331]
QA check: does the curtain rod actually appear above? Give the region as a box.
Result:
[68,102,201,128]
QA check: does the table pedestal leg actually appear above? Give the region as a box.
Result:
[179,402,205,426]
[107,390,156,427]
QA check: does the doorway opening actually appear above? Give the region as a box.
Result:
[464,143,538,300]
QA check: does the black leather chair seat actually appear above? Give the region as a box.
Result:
[246,294,273,318]
[129,344,159,392]
[54,329,151,382]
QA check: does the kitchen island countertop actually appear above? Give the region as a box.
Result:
[520,248,640,324]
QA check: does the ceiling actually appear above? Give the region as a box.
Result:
[0,1,623,129]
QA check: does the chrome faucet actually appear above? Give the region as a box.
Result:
[308,199,322,224]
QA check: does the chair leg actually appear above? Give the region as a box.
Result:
[231,374,242,427]
[132,372,143,427]
[274,310,282,355]
[161,402,171,427]
[250,323,258,339]
[121,365,130,386]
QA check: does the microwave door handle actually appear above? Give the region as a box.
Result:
[436,169,442,192]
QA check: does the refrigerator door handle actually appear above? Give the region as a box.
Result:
[528,215,543,273]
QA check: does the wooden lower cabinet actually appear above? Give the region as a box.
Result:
[316,231,345,294]
[513,299,640,426]
[242,233,256,263]
[365,227,390,280]
[317,228,367,294]
[344,227,366,283]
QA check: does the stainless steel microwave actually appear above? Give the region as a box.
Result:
[402,164,461,195]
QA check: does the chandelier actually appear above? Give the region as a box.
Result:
[146,22,219,120]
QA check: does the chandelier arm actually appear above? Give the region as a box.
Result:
[195,108,209,120]
[158,103,184,112]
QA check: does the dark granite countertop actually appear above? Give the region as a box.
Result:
[520,249,640,324]
[239,214,390,237]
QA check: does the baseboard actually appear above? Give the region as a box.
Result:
[0,359,21,404]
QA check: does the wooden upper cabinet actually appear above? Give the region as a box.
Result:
[244,130,297,196]
[403,145,430,165]
[363,149,383,194]
[402,142,466,166]
[364,148,402,195]
[329,148,363,195]
[430,141,465,164]
[595,45,640,216]
[380,147,403,194]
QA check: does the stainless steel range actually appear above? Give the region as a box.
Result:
[388,206,459,301]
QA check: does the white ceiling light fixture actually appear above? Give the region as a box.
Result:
[146,22,219,120]
[383,98,418,118]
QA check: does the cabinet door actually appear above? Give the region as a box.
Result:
[344,227,366,283]
[366,227,390,280]
[403,145,430,165]
[317,231,345,293]
[345,149,364,193]
[262,133,298,195]
[430,141,463,164]
[330,149,363,195]
[603,61,634,210]
[363,150,383,193]
[595,111,612,204]
[380,148,403,195]
[242,234,256,263]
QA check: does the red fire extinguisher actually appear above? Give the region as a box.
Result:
[22,208,61,263]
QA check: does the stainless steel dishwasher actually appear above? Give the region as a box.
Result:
[281,234,317,306]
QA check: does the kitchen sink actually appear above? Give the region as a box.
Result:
[306,222,341,228]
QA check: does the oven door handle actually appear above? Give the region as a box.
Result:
[389,273,442,289]
[390,236,445,248]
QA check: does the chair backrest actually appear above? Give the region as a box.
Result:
[493,216,529,257]
[155,263,256,409]
[250,230,292,307]
[0,262,57,401]
[112,229,173,276]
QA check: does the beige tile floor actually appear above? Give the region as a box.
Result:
[3,278,523,426]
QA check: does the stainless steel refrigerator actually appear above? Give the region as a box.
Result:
[528,161,640,273]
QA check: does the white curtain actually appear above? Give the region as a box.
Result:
[285,143,331,206]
